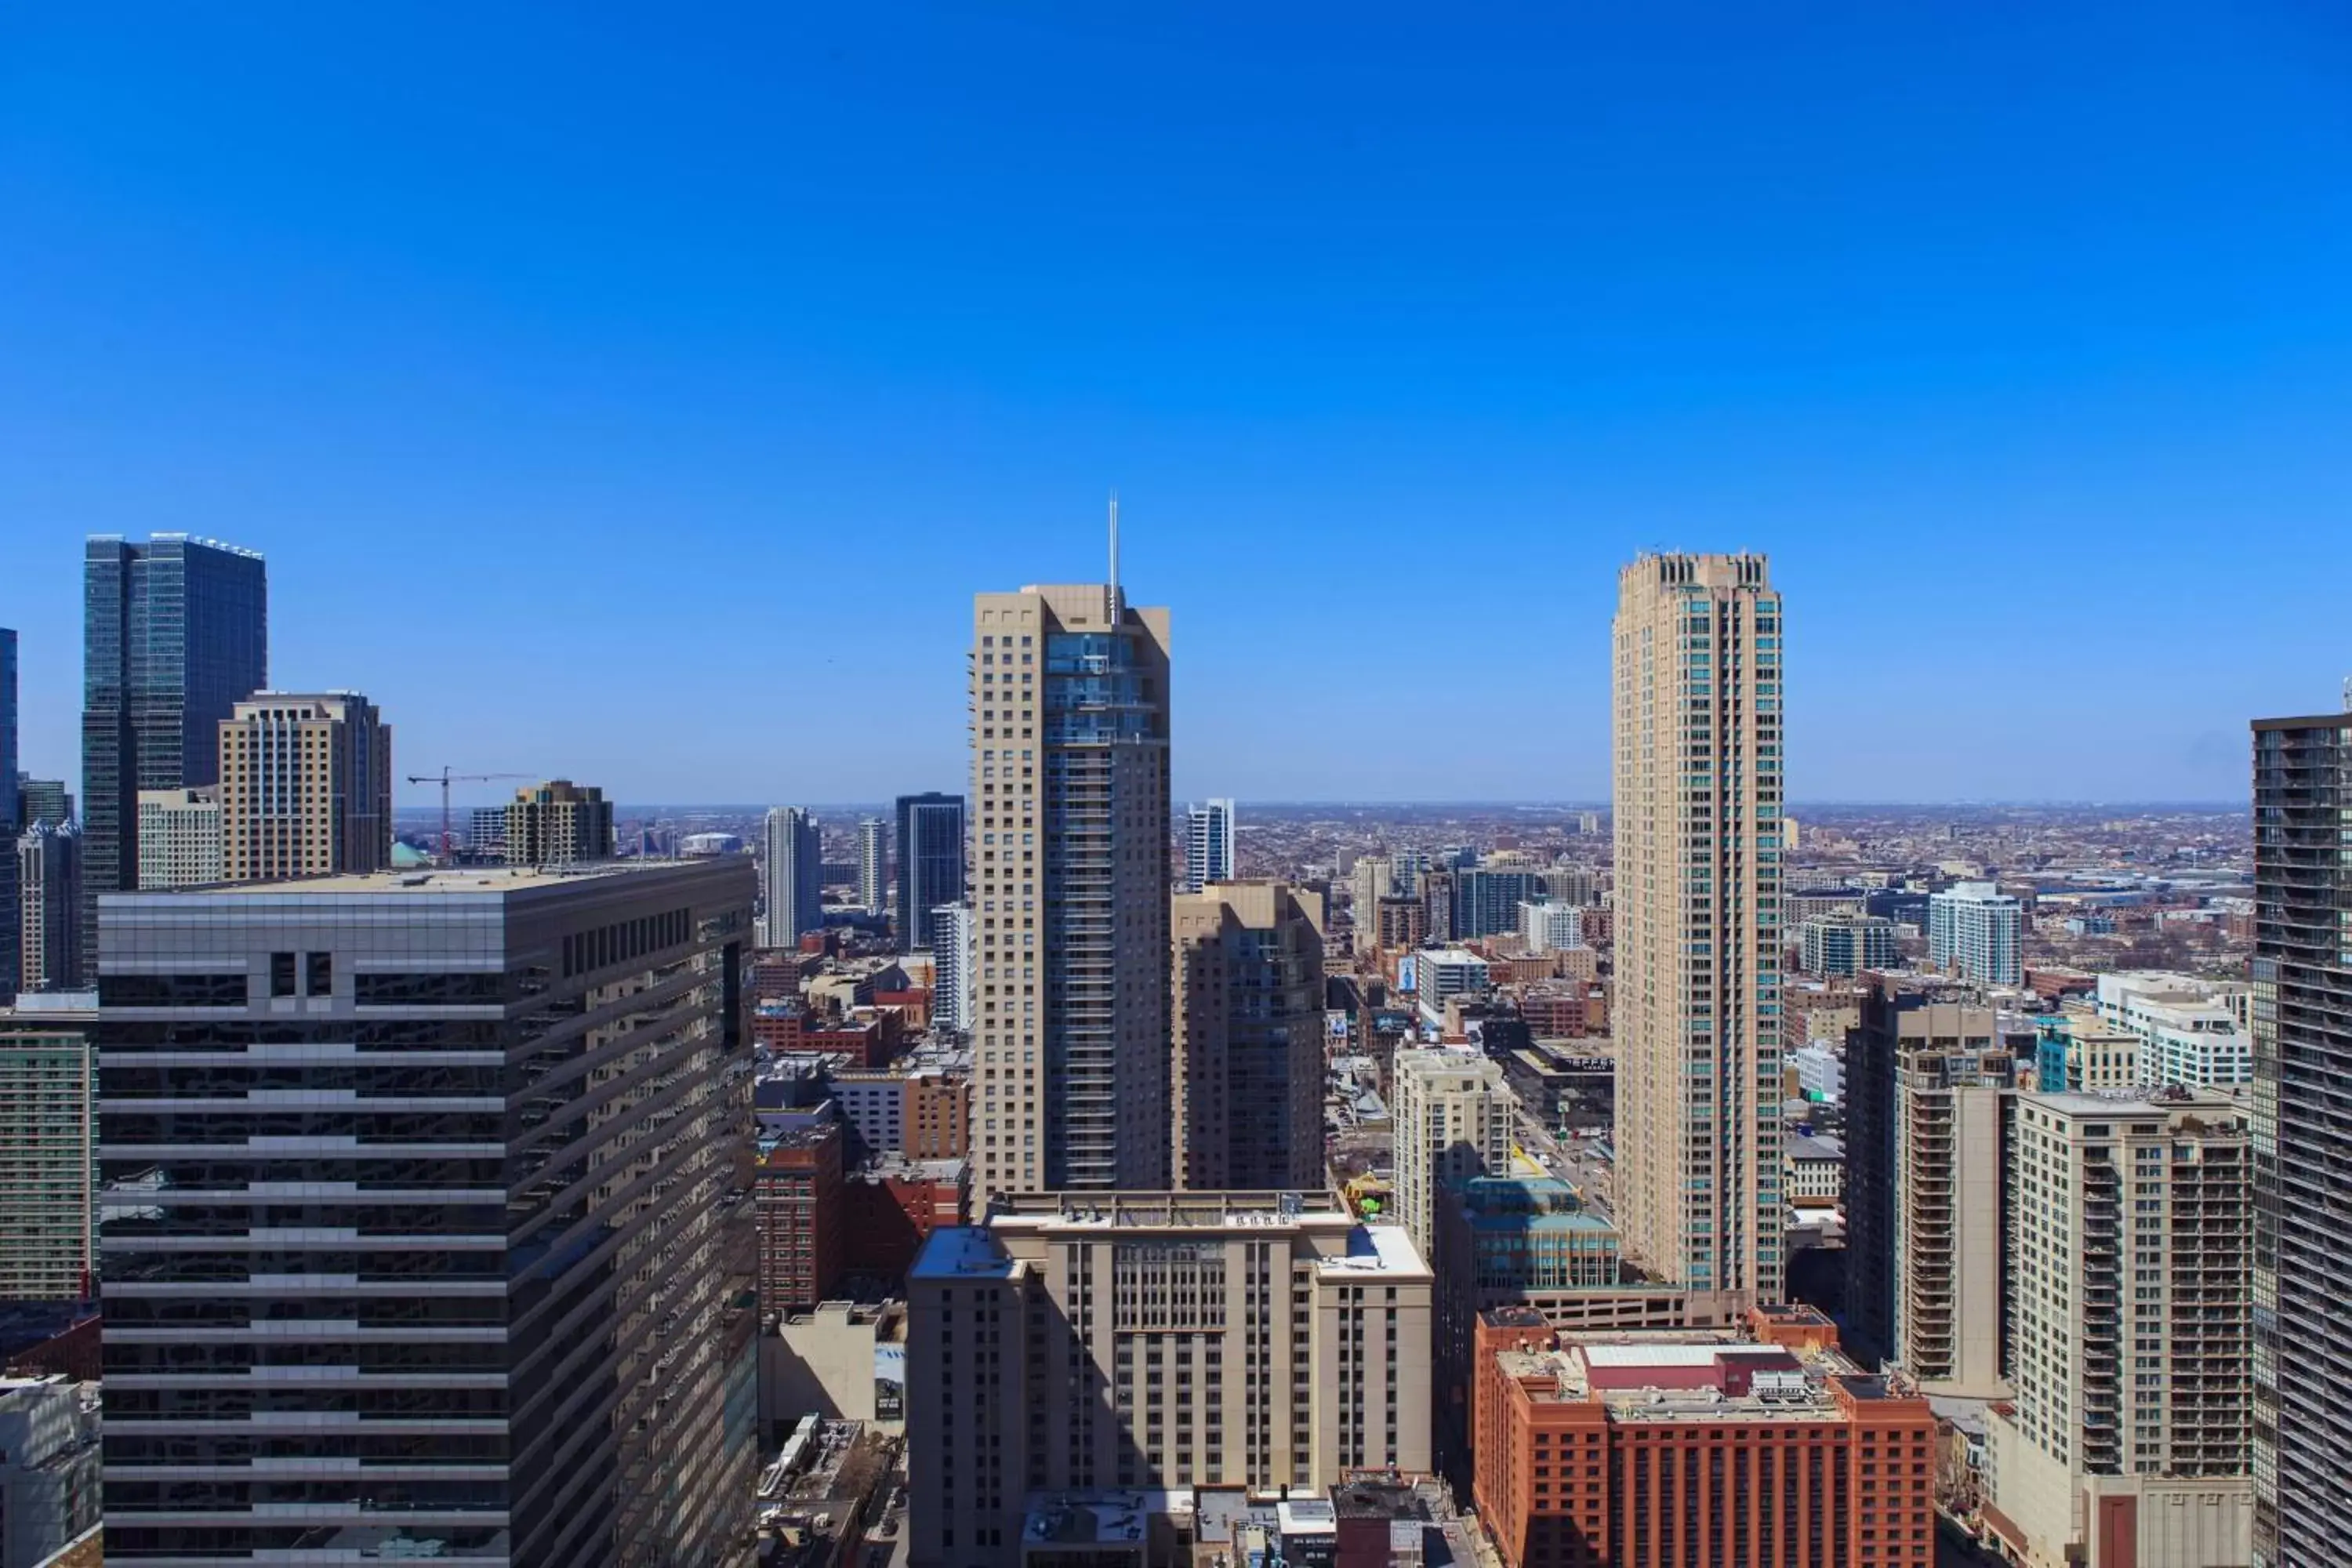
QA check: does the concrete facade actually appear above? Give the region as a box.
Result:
[216,691,392,882]
[501,778,613,866]
[1170,880,1325,1191]
[1390,1049,1512,1269]
[134,787,221,888]
[0,1026,94,1301]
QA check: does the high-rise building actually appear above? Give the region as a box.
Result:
[16,822,82,993]
[1454,866,1546,940]
[80,534,267,978]
[16,778,71,833]
[1182,797,1235,893]
[216,691,392,880]
[755,1119,847,1316]
[928,902,975,1031]
[1351,855,1393,954]
[761,805,822,949]
[893,793,966,948]
[908,1190,1432,1566]
[0,1374,101,1568]
[1928,881,2023,986]
[1842,976,2014,1395]
[468,805,507,858]
[134,788,222,887]
[1519,899,1584,953]
[1,626,16,996]
[855,815,887,913]
[1170,880,1325,1190]
[1612,551,1784,1320]
[2251,710,2352,1568]
[1796,913,1899,977]
[968,547,1172,1205]
[1983,1091,2253,1568]
[502,778,612,867]
[94,858,759,1566]
[0,1020,96,1300]
[1391,1048,1512,1267]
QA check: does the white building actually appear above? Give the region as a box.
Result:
[1788,1042,1845,1105]
[1414,949,1490,1011]
[926,903,975,1033]
[1390,1048,1512,1266]
[856,816,887,913]
[135,788,222,888]
[1519,899,1584,954]
[1183,798,1235,894]
[1929,881,2023,985]
[2096,972,2252,1088]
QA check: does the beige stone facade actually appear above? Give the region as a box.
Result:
[1171,880,1325,1191]
[1389,1048,1512,1268]
[1611,553,1784,1319]
[503,779,613,866]
[216,693,391,882]
[136,786,221,888]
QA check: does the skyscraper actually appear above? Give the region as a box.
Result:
[502,779,612,866]
[135,788,223,887]
[2251,710,2352,1568]
[760,805,821,949]
[1612,551,1784,1321]
[856,815,887,913]
[1182,797,1235,892]
[968,520,1172,1205]
[0,1017,96,1299]
[17,778,72,832]
[1170,880,1325,1189]
[893,793,965,949]
[927,902,975,1031]
[16,822,82,993]
[216,691,393,880]
[1,626,17,995]
[96,858,759,1565]
[80,534,267,978]
[1390,1048,1512,1269]
[1927,880,2023,985]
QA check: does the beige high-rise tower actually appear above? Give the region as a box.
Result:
[968,513,1171,1207]
[1171,879,1326,1190]
[1611,552,1784,1321]
[504,779,614,866]
[216,692,392,882]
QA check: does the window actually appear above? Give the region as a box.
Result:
[306,952,333,997]
[270,952,298,998]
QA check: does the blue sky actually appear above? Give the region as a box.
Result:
[3,5,2348,806]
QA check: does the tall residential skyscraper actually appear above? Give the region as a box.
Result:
[1,626,18,995]
[17,822,82,993]
[1928,880,2023,986]
[96,859,760,1565]
[760,805,821,949]
[1390,1048,1512,1269]
[1350,855,1392,954]
[135,788,223,887]
[2251,710,2352,1568]
[0,1017,96,1300]
[502,779,612,866]
[216,691,393,881]
[1181,797,1235,893]
[1612,551,1784,1320]
[927,902,975,1031]
[893,793,965,948]
[968,543,1172,1205]
[1170,880,1326,1190]
[856,815,887,913]
[80,534,267,977]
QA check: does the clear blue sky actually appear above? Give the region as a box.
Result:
[4,5,2348,806]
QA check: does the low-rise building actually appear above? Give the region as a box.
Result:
[2092,972,2252,1088]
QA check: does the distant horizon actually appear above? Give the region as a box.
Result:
[388,797,2252,815]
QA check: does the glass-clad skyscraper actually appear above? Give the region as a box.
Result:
[2,626,18,993]
[81,535,267,978]
[892,792,965,948]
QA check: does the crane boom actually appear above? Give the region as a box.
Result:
[404,768,535,861]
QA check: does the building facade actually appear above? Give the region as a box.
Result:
[501,779,612,867]
[17,779,72,834]
[0,1375,101,1568]
[1,626,16,996]
[907,1191,1432,1568]
[2094,972,2252,1089]
[1929,882,2024,986]
[761,805,822,950]
[928,902,975,1031]
[1984,1091,2252,1568]
[16,822,82,993]
[856,815,887,913]
[216,691,393,882]
[80,535,268,983]
[94,859,759,1566]
[894,793,966,949]
[1391,1049,1512,1267]
[968,568,1172,1207]
[134,788,222,888]
[1797,913,1899,977]
[1613,552,1785,1319]
[1350,856,1393,954]
[1169,880,1326,1190]
[0,1025,96,1300]
[1182,797,1235,894]
[755,1120,847,1317]
[1519,900,1584,954]
[2250,711,2352,1568]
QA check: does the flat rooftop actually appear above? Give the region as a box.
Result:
[134,860,733,897]
[1496,1329,1875,1422]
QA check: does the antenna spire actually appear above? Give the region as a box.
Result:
[1107,490,1122,621]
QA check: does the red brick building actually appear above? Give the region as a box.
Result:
[754,1121,846,1316]
[842,1159,970,1283]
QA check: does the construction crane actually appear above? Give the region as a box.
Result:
[406,768,533,862]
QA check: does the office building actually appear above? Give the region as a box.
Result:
[0,1375,100,1568]
[1454,867,1546,941]
[0,627,15,996]
[1350,855,1393,954]
[2251,710,2352,1568]
[134,788,222,888]
[500,779,612,867]
[0,1024,96,1300]
[80,535,268,979]
[1797,913,1900,977]
[2093,972,2252,1089]
[1170,880,1326,1190]
[1929,881,2023,986]
[1613,552,1785,1320]
[16,823,82,993]
[968,550,1173,1206]
[1182,797,1235,893]
[1391,1049,1512,1267]
[756,1120,847,1316]
[1474,1307,1936,1568]
[857,815,887,913]
[468,805,507,858]
[762,805,822,949]
[1415,948,1490,1010]
[929,902,975,1031]
[1519,900,1583,954]
[94,858,760,1566]
[216,691,393,881]
[907,1190,1432,1566]
[1982,1091,2252,1568]
[894,793,966,948]
[1844,978,2016,1396]
[16,779,71,833]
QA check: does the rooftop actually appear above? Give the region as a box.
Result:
[128,859,733,898]
[1496,1326,1885,1423]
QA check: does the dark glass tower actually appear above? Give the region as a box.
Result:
[892,791,965,948]
[2,626,18,993]
[2251,710,2352,1568]
[80,535,267,977]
